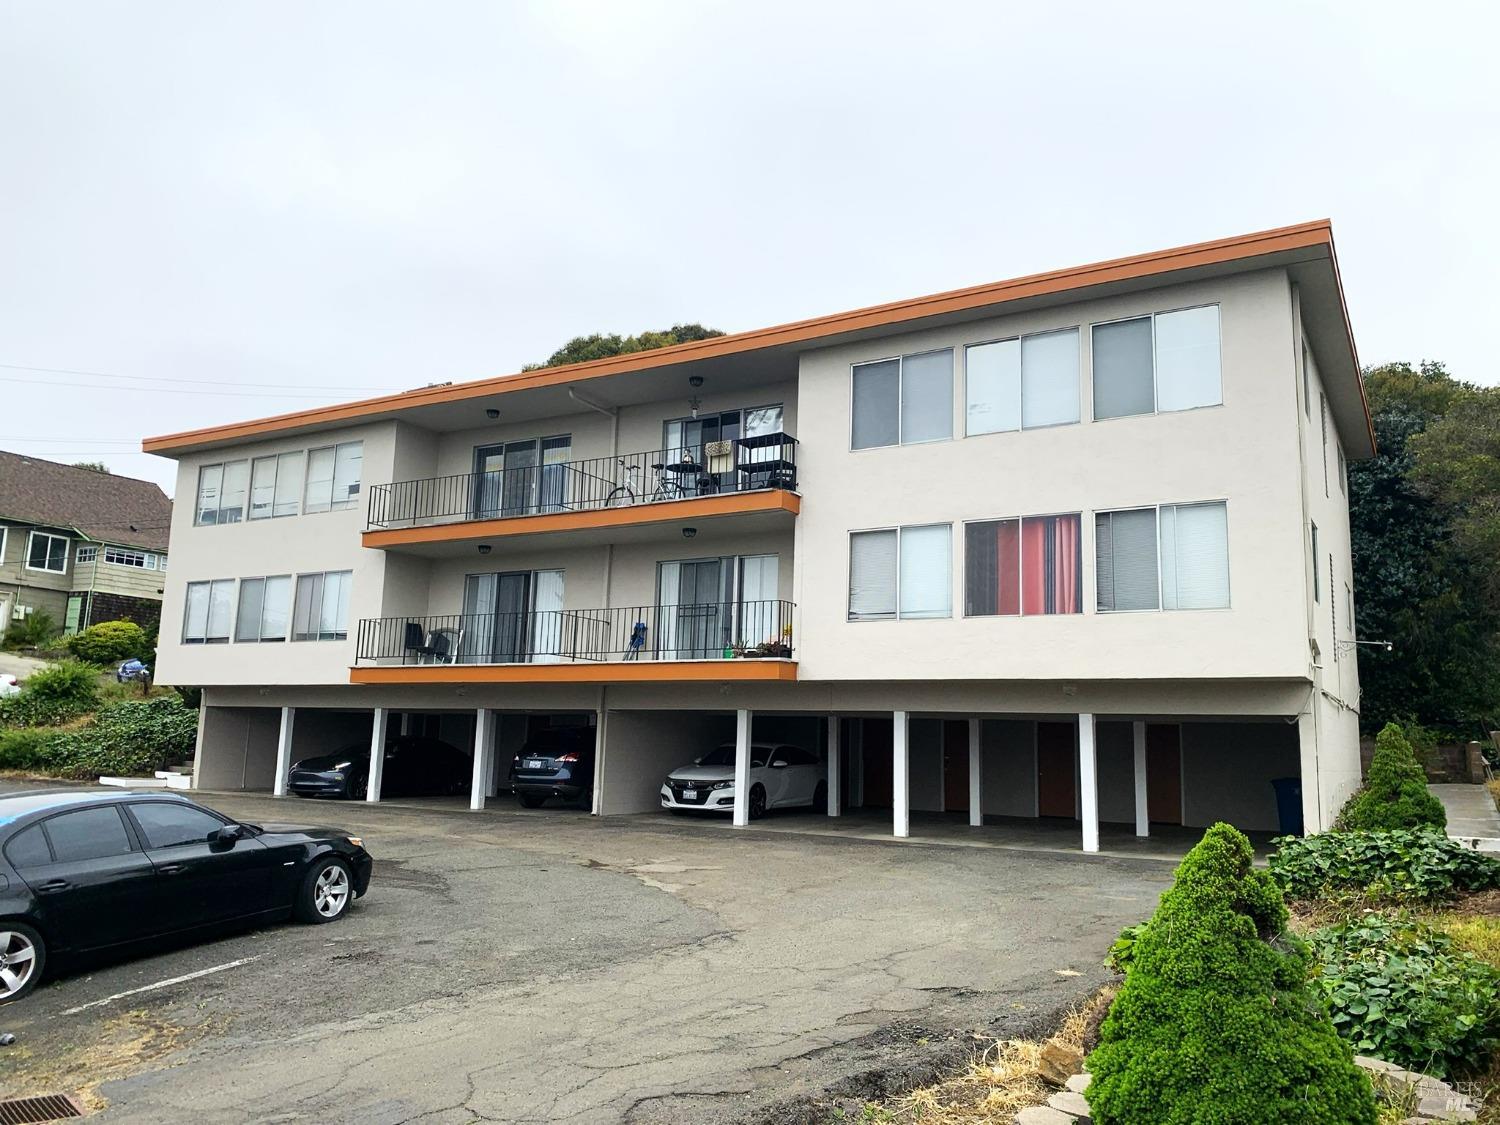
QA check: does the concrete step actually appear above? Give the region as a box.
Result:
[99,776,169,789]
[164,774,193,790]
[154,768,192,780]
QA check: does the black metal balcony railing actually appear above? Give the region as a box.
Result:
[355,600,796,665]
[365,434,798,530]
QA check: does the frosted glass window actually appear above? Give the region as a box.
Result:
[899,351,953,444]
[851,360,900,450]
[1095,508,1160,612]
[848,530,898,620]
[1155,306,1221,412]
[1159,502,1229,609]
[249,457,278,520]
[206,580,233,641]
[1020,329,1080,428]
[965,340,1021,435]
[898,524,952,619]
[1092,317,1155,419]
[235,579,264,641]
[274,452,304,517]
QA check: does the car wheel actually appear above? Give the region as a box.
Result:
[812,780,828,811]
[749,784,767,820]
[0,923,45,1004]
[518,793,547,809]
[345,774,367,800]
[295,858,354,924]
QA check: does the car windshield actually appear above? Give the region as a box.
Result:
[698,745,768,768]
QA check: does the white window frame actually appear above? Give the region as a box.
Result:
[1094,500,1232,614]
[182,579,235,644]
[849,349,954,451]
[961,512,1084,617]
[964,327,1082,436]
[291,570,353,642]
[0,526,7,565]
[249,450,305,521]
[847,523,953,622]
[103,546,149,568]
[235,575,293,643]
[1090,303,1223,422]
[76,543,99,565]
[24,530,69,574]
[304,441,363,514]
[195,459,251,526]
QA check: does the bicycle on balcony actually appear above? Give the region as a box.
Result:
[603,454,703,507]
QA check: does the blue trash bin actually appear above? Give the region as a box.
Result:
[1271,777,1303,836]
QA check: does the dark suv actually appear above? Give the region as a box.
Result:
[509,727,596,808]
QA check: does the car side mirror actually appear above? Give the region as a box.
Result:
[770,760,788,769]
[210,824,244,845]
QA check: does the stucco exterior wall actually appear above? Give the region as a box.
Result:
[792,269,1309,684]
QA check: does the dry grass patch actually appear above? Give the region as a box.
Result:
[860,990,1113,1125]
[0,1008,213,1112]
[1486,778,1500,814]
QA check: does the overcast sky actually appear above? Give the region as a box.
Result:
[2,1,1496,495]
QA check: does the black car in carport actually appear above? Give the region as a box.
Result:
[290,736,471,799]
[510,727,596,808]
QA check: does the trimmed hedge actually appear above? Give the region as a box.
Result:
[1270,829,1500,903]
[1337,722,1446,831]
[65,620,148,664]
[1086,823,1375,1125]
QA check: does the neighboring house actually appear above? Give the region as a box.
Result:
[146,220,1369,847]
[0,452,172,636]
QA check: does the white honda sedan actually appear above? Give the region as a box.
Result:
[660,742,826,819]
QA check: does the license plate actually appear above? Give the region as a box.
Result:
[681,788,697,800]
[526,759,544,769]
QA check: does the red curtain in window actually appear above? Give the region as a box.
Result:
[995,519,1020,615]
[1021,515,1081,614]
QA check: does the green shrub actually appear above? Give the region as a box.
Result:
[1337,722,1446,831]
[50,697,198,779]
[1086,823,1375,1125]
[0,692,85,729]
[22,658,101,707]
[1270,829,1500,903]
[65,619,148,664]
[1,610,58,650]
[0,728,68,771]
[1306,914,1500,1079]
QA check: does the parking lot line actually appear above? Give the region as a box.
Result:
[60,956,262,1016]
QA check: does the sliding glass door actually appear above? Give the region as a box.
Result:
[656,554,779,659]
[473,436,571,518]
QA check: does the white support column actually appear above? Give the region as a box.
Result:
[893,710,910,838]
[732,708,752,827]
[826,716,841,817]
[1132,720,1149,837]
[272,706,295,797]
[1297,709,1321,835]
[470,707,492,811]
[1079,713,1099,853]
[367,707,388,803]
[968,718,983,828]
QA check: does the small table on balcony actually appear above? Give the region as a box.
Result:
[733,433,797,490]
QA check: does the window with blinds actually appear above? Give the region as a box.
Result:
[1096,502,1230,612]
[851,350,953,449]
[965,328,1081,435]
[1091,305,1221,420]
[235,576,292,642]
[183,579,235,644]
[848,525,952,620]
[292,571,353,641]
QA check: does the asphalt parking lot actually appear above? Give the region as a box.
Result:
[1,789,1173,1123]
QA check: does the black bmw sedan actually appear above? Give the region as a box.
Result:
[0,790,372,1004]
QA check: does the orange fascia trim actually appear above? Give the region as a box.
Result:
[362,489,800,549]
[144,221,1340,454]
[349,660,799,685]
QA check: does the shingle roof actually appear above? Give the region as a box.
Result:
[0,451,171,552]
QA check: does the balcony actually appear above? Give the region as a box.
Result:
[349,600,798,684]
[363,436,799,553]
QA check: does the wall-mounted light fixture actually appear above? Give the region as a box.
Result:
[682,527,697,540]
[478,544,492,555]
[485,408,500,419]
[689,375,704,388]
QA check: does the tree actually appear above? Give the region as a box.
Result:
[522,324,724,371]
[71,460,110,473]
[1336,721,1446,830]
[1086,824,1375,1125]
[1349,362,1500,735]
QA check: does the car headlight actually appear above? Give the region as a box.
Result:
[331,761,354,772]
[345,836,363,849]
[711,780,734,790]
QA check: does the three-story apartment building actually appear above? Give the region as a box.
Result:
[146,220,1370,850]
